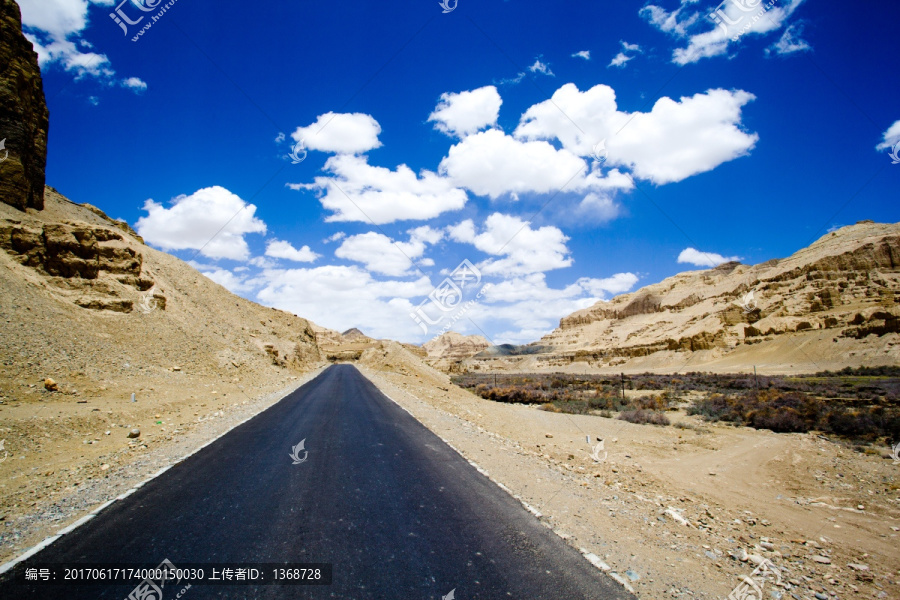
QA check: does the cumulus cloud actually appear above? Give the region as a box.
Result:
[265,240,320,263]
[197,266,256,294]
[136,186,267,261]
[641,0,808,65]
[571,193,622,224]
[122,76,147,91]
[334,227,442,277]
[577,272,640,295]
[572,50,591,60]
[290,154,467,224]
[448,213,572,275]
[457,272,639,344]
[677,247,741,268]
[291,112,382,154]
[255,265,434,340]
[514,83,758,184]
[439,129,586,199]
[876,120,900,151]
[428,86,502,138]
[19,0,137,84]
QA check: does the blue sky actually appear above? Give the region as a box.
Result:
[18,0,900,343]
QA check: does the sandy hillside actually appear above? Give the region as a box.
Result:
[0,188,331,563]
[357,343,900,600]
[446,221,900,376]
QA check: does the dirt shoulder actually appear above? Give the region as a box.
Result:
[0,366,327,566]
[357,363,900,599]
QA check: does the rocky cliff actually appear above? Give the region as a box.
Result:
[0,0,48,211]
[423,332,491,371]
[456,221,900,374]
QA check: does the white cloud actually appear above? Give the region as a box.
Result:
[577,272,640,295]
[255,265,433,340]
[642,0,807,65]
[439,129,586,199]
[876,120,900,151]
[198,266,256,294]
[677,247,741,268]
[572,50,591,60]
[453,272,638,345]
[18,0,89,40]
[428,86,502,138]
[291,154,467,224]
[136,186,267,261]
[528,58,554,76]
[122,77,147,91]
[448,213,572,275]
[639,2,699,37]
[334,227,442,277]
[496,72,526,86]
[608,52,633,68]
[291,112,382,154]
[323,232,347,244]
[572,192,622,224]
[766,24,811,56]
[608,40,643,68]
[19,0,122,81]
[514,83,758,184]
[265,239,320,263]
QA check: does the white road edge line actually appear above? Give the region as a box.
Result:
[369,374,633,596]
[0,367,328,578]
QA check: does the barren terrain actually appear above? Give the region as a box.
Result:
[359,344,900,599]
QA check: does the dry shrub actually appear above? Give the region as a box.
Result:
[617,410,670,426]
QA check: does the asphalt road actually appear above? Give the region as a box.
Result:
[0,364,631,599]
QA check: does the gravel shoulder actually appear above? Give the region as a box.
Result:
[356,356,900,600]
[0,365,328,566]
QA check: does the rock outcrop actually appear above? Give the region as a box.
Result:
[454,221,900,374]
[0,0,49,211]
[423,332,491,372]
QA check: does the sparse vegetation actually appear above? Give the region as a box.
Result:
[617,409,670,426]
[453,373,673,418]
[453,369,900,441]
[688,389,900,440]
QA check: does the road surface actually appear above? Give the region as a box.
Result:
[0,364,631,599]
